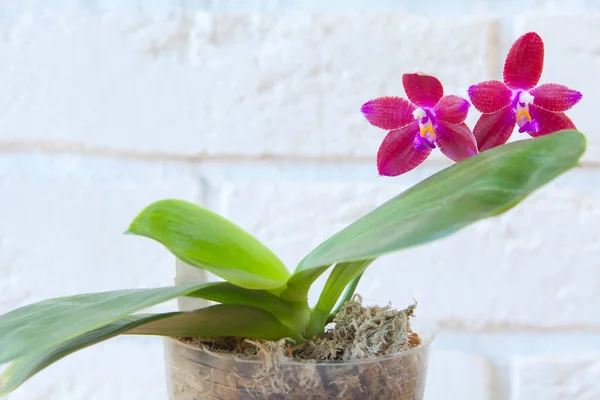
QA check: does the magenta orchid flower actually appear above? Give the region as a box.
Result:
[361,73,478,177]
[468,32,582,151]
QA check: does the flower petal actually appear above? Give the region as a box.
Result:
[436,122,478,162]
[377,121,431,176]
[473,106,517,151]
[361,96,416,130]
[530,83,583,112]
[402,73,444,107]
[503,32,544,90]
[434,95,470,124]
[467,80,513,113]
[528,104,576,137]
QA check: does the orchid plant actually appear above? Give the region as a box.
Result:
[0,32,587,395]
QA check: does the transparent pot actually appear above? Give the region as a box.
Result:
[163,321,436,400]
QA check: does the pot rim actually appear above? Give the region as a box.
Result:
[164,317,438,367]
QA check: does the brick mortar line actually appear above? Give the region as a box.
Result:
[435,331,600,354]
[0,141,598,168]
[438,324,600,334]
[0,141,377,163]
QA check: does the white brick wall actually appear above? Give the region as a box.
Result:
[513,355,600,400]
[1,1,599,399]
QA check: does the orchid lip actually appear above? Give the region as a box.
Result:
[413,132,436,151]
[518,119,540,134]
[412,107,437,150]
[511,89,538,133]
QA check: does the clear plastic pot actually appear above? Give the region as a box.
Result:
[163,321,435,400]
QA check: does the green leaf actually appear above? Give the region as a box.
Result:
[305,260,373,338]
[287,130,586,300]
[0,314,173,396]
[0,284,209,364]
[186,282,310,333]
[127,304,303,342]
[127,199,290,290]
[0,304,303,396]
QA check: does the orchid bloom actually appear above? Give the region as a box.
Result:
[361,73,478,176]
[468,32,582,151]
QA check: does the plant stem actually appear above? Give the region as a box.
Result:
[325,273,363,324]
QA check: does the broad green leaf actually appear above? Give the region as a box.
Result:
[0,305,303,396]
[305,260,373,338]
[127,304,303,342]
[127,199,290,290]
[0,314,173,396]
[187,282,310,333]
[0,284,210,364]
[287,130,586,300]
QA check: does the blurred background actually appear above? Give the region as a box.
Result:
[0,0,598,399]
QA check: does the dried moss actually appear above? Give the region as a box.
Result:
[293,294,417,361]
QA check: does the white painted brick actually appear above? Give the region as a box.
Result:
[186,13,493,159]
[0,14,203,155]
[513,14,600,162]
[0,155,201,314]
[0,13,493,160]
[425,349,495,400]
[219,167,600,329]
[4,337,166,400]
[0,0,596,17]
[512,354,600,400]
